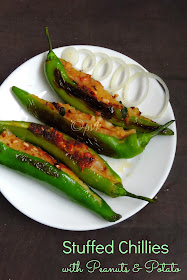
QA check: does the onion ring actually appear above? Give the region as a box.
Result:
[110,58,130,92]
[123,71,149,107]
[95,52,110,59]
[92,53,113,81]
[142,73,170,119]
[111,57,128,66]
[78,49,96,72]
[61,47,79,66]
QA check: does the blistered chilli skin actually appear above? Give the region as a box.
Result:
[58,63,157,128]
[28,123,118,183]
[44,32,173,134]
[0,129,85,184]
[61,59,123,109]
[58,60,173,135]
[29,123,95,171]
[54,69,115,119]
[58,61,158,128]
[60,60,158,124]
[12,86,172,161]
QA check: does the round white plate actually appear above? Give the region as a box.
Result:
[0,46,176,231]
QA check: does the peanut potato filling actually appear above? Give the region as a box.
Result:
[62,104,136,139]
[36,96,136,139]
[59,60,154,125]
[0,129,85,185]
[0,129,103,203]
[28,123,117,183]
[29,123,95,171]
[126,107,155,125]
[60,59,123,110]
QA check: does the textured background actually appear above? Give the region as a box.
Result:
[0,0,186,279]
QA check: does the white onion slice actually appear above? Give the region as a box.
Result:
[95,52,109,59]
[123,71,149,107]
[78,49,96,72]
[92,53,113,81]
[61,47,79,66]
[111,57,127,66]
[110,63,130,92]
[142,73,170,119]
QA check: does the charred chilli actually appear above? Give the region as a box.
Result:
[12,87,174,159]
[44,27,173,135]
[0,128,122,222]
[0,119,155,203]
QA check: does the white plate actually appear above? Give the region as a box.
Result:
[0,46,176,231]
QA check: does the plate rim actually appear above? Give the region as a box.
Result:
[0,45,177,231]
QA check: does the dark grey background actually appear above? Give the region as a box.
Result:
[0,0,186,279]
